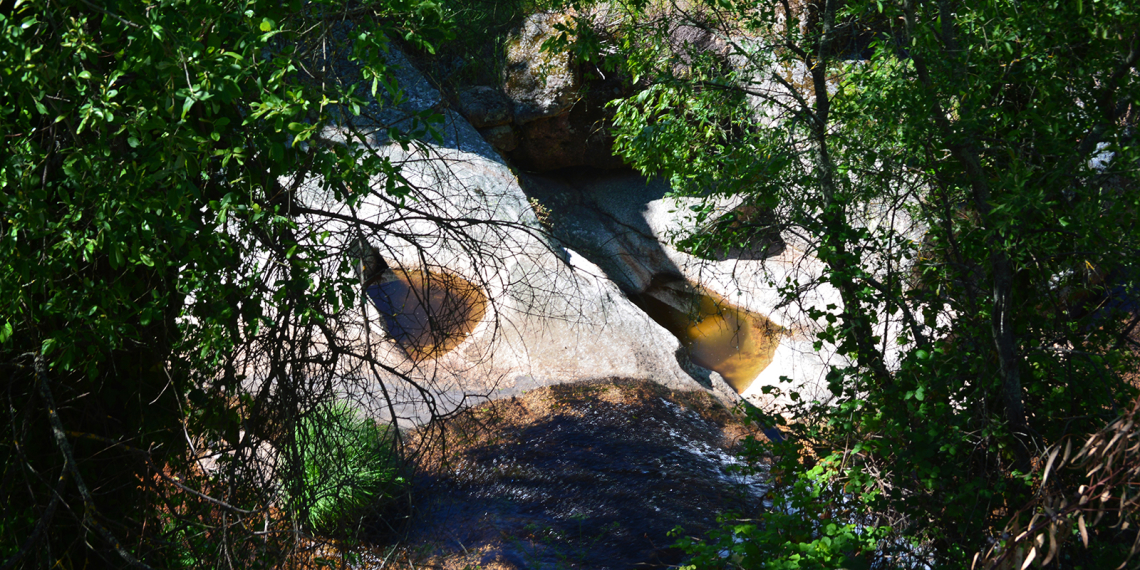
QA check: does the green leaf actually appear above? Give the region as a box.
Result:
[0,321,13,343]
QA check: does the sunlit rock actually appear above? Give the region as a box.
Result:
[503,12,579,124]
[519,169,846,408]
[300,47,729,427]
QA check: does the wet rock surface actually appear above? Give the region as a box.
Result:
[390,379,770,569]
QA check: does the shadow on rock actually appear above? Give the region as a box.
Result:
[398,379,772,569]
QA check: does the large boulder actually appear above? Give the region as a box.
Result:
[304,47,736,426]
[502,12,580,124]
[484,10,631,171]
[519,169,846,408]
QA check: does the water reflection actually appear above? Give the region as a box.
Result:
[366,269,487,358]
[634,278,781,393]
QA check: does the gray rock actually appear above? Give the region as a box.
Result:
[503,12,580,124]
[431,109,503,161]
[518,170,844,408]
[300,143,724,426]
[302,46,729,427]
[381,47,442,113]
[298,28,920,426]
[457,86,513,128]
[668,23,730,75]
[478,124,518,152]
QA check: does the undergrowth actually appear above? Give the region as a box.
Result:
[292,401,406,538]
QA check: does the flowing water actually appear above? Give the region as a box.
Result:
[365,269,487,358]
[634,278,782,393]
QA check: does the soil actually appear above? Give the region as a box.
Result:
[360,378,774,569]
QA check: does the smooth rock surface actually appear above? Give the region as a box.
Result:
[304,48,736,427]
[520,170,846,407]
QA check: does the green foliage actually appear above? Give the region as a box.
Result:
[675,430,887,570]
[293,401,405,536]
[588,0,1140,565]
[1,0,443,376]
[1,0,450,566]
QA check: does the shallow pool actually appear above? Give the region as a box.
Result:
[634,278,781,393]
[366,269,487,358]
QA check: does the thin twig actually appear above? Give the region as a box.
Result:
[77,0,142,29]
[35,353,159,570]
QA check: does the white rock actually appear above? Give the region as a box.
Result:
[294,52,728,427]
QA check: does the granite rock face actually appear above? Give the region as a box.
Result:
[457,86,513,128]
[455,10,630,171]
[300,35,909,424]
[502,12,580,125]
[518,170,845,408]
[303,47,735,427]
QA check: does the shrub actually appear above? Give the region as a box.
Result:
[673,405,889,570]
[292,401,405,536]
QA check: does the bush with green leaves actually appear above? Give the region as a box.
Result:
[1,0,453,566]
[292,401,406,536]
[566,0,1140,565]
[673,408,889,570]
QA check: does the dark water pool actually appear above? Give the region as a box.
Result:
[366,269,487,358]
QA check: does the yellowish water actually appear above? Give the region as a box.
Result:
[367,269,487,358]
[637,283,782,393]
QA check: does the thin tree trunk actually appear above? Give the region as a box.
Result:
[807,0,893,385]
[904,0,1031,469]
